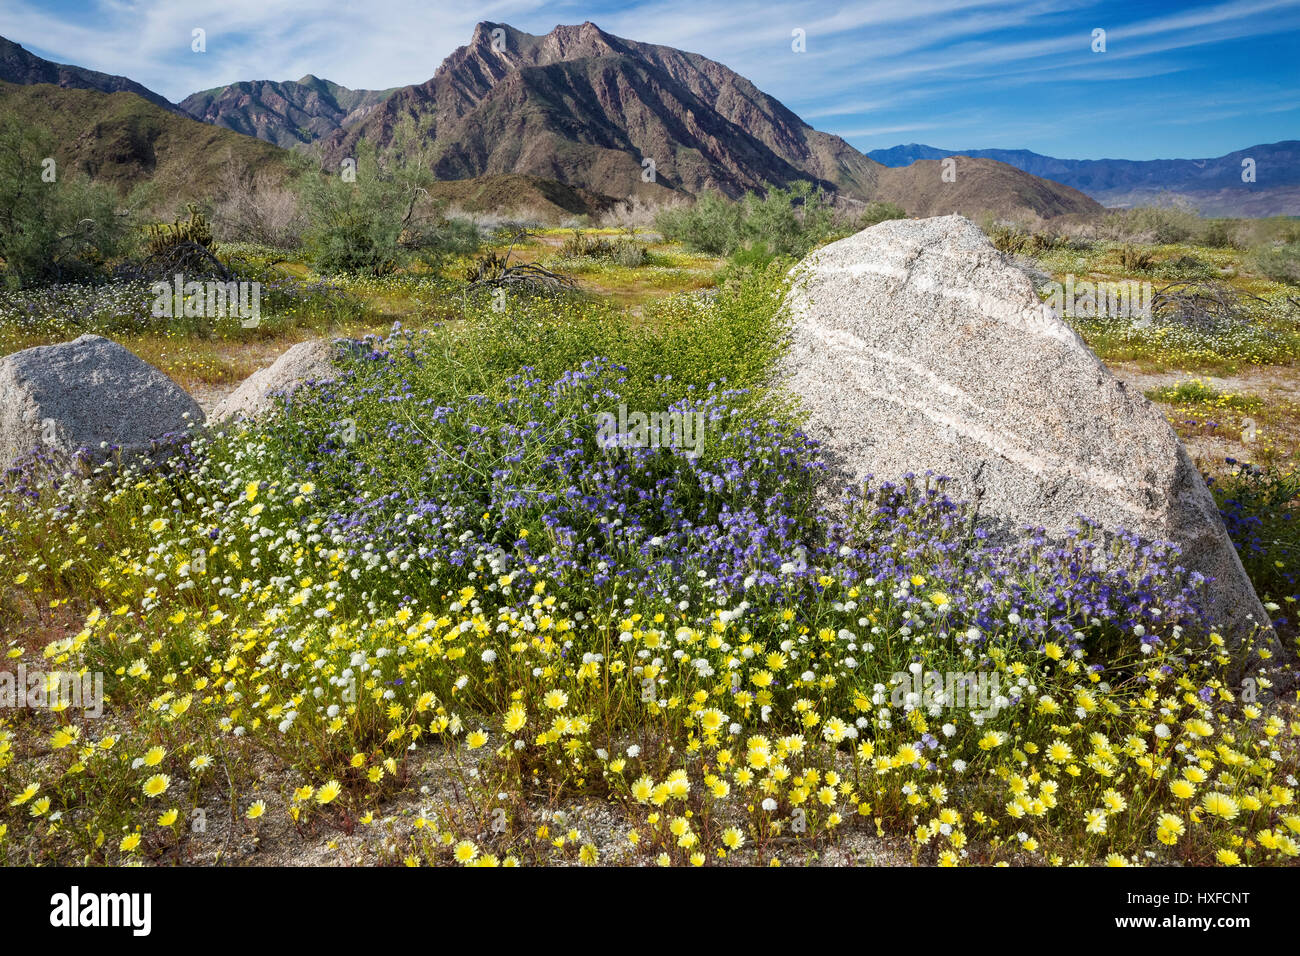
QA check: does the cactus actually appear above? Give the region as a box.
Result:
[145,204,215,257]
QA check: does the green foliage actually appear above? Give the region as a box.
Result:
[1152,254,1217,281]
[1212,465,1300,607]
[557,230,650,266]
[298,118,480,275]
[1144,379,1261,410]
[988,226,1062,256]
[0,111,134,288]
[1105,205,1201,245]
[1117,244,1156,272]
[655,192,743,255]
[1198,220,1238,249]
[655,182,835,264]
[1252,242,1300,285]
[854,200,907,228]
[739,181,834,260]
[144,204,214,256]
[446,259,792,415]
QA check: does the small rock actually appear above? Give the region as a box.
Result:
[213,339,359,422]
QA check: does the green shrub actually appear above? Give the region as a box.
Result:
[1252,242,1300,285]
[1144,379,1261,410]
[298,119,479,275]
[0,111,135,287]
[1120,205,1201,244]
[446,260,790,414]
[655,182,835,262]
[556,230,649,267]
[1118,244,1156,272]
[1198,220,1238,249]
[987,225,1062,256]
[612,240,649,267]
[855,201,907,229]
[1153,254,1216,281]
[655,192,743,255]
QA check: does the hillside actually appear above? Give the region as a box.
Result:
[868,141,1300,216]
[874,157,1102,221]
[1,22,1105,223]
[0,81,292,197]
[423,174,618,218]
[324,21,881,201]
[180,76,398,149]
[0,35,184,115]
[313,21,1101,221]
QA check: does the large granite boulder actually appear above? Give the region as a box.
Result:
[0,334,203,471]
[213,339,357,422]
[783,214,1270,646]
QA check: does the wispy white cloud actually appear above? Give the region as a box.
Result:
[0,0,1293,158]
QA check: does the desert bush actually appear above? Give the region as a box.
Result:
[1121,205,1202,244]
[1153,254,1216,281]
[299,119,480,275]
[144,204,214,256]
[853,200,907,229]
[1198,219,1239,249]
[988,225,1061,256]
[656,181,835,263]
[211,159,305,248]
[598,195,677,229]
[742,181,835,259]
[557,229,650,267]
[558,230,616,259]
[0,112,135,287]
[1117,243,1156,272]
[655,191,743,255]
[1252,242,1300,285]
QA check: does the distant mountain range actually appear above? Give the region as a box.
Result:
[868,142,1300,217]
[12,26,1289,222]
[318,21,1098,219]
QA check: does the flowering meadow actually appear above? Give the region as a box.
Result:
[1,267,1298,868]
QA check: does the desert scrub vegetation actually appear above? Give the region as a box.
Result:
[1253,242,1300,286]
[655,182,844,263]
[0,112,138,288]
[1065,285,1300,371]
[1,261,1297,867]
[1144,378,1264,411]
[296,125,480,277]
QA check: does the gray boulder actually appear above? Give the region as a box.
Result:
[783,214,1270,647]
[0,334,203,471]
[213,339,357,422]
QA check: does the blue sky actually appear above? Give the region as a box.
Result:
[1,0,1296,160]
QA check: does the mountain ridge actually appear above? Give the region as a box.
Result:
[0,80,290,198]
[868,142,1300,216]
[1,23,1105,223]
[180,77,399,150]
[0,35,185,116]
[321,20,884,202]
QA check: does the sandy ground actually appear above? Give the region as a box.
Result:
[1109,361,1300,472]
